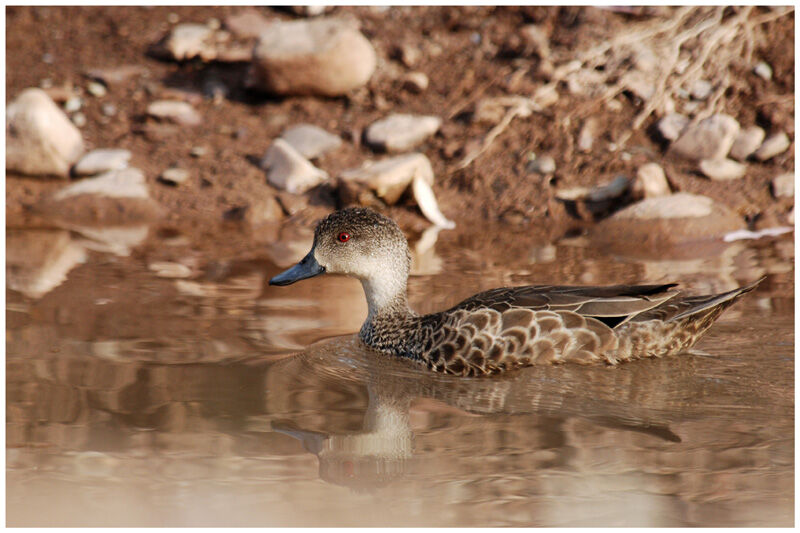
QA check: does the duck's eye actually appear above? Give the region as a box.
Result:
[337,232,351,243]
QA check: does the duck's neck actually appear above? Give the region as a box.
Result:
[360,273,412,321]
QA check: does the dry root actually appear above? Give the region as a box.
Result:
[455,6,793,171]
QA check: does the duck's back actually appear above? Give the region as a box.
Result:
[387,282,759,376]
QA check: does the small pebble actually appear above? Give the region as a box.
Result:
[73,148,131,176]
[190,146,207,158]
[86,81,107,97]
[657,113,689,142]
[527,155,556,174]
[64,96,82,113]
[690,79,712,100]
[634,162,670,197]
[167,12,180,24]
[729,126,765,161]
[577,117,597,153]
[753,61,773,81]
[402,71,429,93]
[160,167,190,185]
[101,103,117,116]
[699,158,747,181]
[40,78,54,89]
[207,17,221,30]
[42,52,54,64]
[754,133,791,161]
[397,44,420,68]
[148,261,192,278]
[71,112,87,127]
[771,173,794,198]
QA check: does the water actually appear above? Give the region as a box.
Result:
[6,224,794,526]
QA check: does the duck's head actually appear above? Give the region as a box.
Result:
[269,208,411,293]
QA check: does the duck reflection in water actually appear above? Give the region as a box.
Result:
[269,335,690,491]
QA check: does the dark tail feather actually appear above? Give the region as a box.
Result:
[670,277,764,322]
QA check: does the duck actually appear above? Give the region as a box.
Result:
[269,207,762,376]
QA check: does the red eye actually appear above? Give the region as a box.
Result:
[337,232,351,243]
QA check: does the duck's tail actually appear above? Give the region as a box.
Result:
[612,278,764,363]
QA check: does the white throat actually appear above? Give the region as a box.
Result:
[360,271,408,319]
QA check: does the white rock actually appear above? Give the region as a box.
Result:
[729,126,765,161]
[771,172,794,198]
[160,167,190,185]
[669,114,740,161]
[280,124,342,159]
[341,153,434,204]
[249,18,376,96]
[699,158,747,181]
[86,81,107,97]
[161,23,215,61]
[614,193,715,219]
[147,100,202,126]
[224,9,274,39]
[402,71,429,93]
[753,61,773,81]
[72,149,131,176]
[690,79,712,100]
[6,88,85,177]
[365,113,442,152]
[657,113,689,142]
[527,155,556,174]
[577,117,597,153]
[148,261,193,278]
[260,138,328,194]
[634,162,670,197]
[754,133,791,161]
[53,168,149,201]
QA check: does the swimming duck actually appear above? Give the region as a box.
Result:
[270,207,761,376]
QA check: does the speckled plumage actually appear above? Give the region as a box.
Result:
[270,207,762,376]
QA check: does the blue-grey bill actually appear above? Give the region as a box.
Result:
[269,250,326,286]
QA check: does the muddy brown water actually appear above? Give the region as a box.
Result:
[6,224,794,527]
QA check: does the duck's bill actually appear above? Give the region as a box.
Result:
[269,250,326,286]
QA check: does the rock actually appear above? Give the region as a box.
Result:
[280,123,342,159]
[690,79,712,100]
[148,261,192,278]
[633,162,670,197]
[64,96,82,113]
[54,167,149,201]
[402,71,429,93]
[577,117,597,153]
[729,126,765,161]
[365,113,442,152]
[86,81,107,97]
[620,70,655,101]
[699,158,747,181]
[190,146,207,157]
[159,167,190,185]
[592,193,744,248]
[101,103,117,116]
[669,114,740,161]
[260,138,328,194]
[290,5,331,16]
[754,133,791,161]
[155,23,216,61]
[526,155,556,174]
[340,153,454,228]
[395,43,420,68]
[71,112,87,127]
[753,61,773,81]
[224,8,274,39]
[72,149,131,176]
[771,173,794,198]
[147,100,201,126]
[520,24,550,59]
[656,113,689,142]
[84,65,150,85]
[6,88,85,177]
[248,18,376,96]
